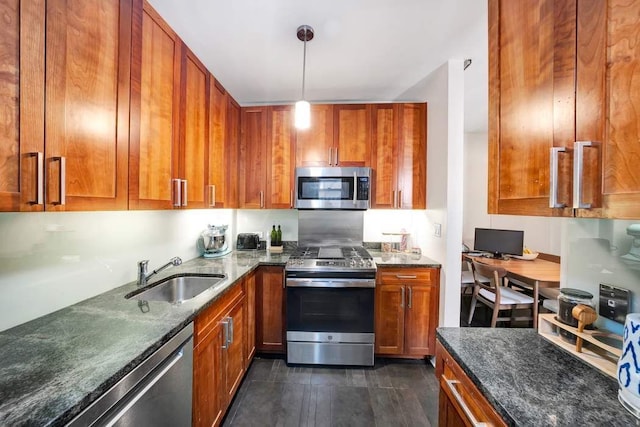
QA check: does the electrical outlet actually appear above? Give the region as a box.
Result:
[434,223,442,238]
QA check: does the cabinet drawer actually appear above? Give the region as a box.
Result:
[377,268,435,285]
[436,341,506,427]
[194,280,244,346]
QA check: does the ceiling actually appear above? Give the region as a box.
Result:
[148,0,488,133]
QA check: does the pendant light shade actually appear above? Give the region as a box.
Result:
[295,100,311,129]
[295,25,314,130]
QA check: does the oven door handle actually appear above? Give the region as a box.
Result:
[286,278,375,288]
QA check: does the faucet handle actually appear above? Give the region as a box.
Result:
[171,257,182,266]
[138,260,149,272]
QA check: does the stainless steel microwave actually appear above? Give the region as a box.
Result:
[294,167,371,210]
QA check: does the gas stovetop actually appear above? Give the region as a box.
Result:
[286,246,376,273]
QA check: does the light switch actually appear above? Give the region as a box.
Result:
[434,223,442,238]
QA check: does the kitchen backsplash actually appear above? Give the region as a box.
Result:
[0,210,234,331]
[563,218,640,335]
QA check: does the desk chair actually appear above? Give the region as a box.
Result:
[468,261,535,327]
[461,260,489,294]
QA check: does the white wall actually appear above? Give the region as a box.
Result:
[421,60,466,327]
[462,132,563,255]
[0,209,234,331]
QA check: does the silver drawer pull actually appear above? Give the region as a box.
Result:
[444,379,490,427]
[396,275,417,279]
[400,287,405,308]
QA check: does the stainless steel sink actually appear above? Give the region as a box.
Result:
[126,274,227,304]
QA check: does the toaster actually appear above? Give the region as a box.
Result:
[236,233,260,250]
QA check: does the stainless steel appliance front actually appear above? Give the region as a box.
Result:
[295,166,371,210]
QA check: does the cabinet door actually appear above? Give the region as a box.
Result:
[129,1,181,210]
[225,296,245,404]
[226,97,240,208]
[296,104,334,167]
[575,0,640,219]
[333,104,371,166]
[244,272,256,365]
[374,284,405,355]
[0,0,44,212]
[488,0,575,216]
[208,78,228,208]
[239,107,267,208]
[256,266,285,353]
[193,323,225,427]
[405,284,437,355]
[180,48,209,209]
[267,106,295,208]
[397,103,427,209]
[45,0,131,211]
[371,104,400,209]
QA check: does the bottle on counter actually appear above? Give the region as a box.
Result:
[270,225,277,246]
[276,225,282,246]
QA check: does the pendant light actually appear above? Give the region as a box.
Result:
[295,25,314,129]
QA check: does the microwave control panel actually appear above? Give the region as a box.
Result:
[357,177,369,200]
[599,283,630,324]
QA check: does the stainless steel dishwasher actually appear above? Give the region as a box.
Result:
[67,323,193,427]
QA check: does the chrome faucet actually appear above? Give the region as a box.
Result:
[137,257,182,287]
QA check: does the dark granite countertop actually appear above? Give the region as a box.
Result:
[0,250,288,427]
[370,250,441,268]
[437,328,638,426]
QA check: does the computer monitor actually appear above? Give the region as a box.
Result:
[473,228,524,259]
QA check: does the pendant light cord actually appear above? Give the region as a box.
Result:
[301,36,307,100]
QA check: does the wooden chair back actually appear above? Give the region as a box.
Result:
[472,261,509,304]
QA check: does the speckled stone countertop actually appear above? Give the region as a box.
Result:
[370,250,441,268]
[437,328,638,426]
[0,250,288,427]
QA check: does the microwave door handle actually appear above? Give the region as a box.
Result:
[353,172,357,205]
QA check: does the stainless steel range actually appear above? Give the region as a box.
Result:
[285,211,376,366]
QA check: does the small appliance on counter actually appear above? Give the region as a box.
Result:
[236,233,260,250]
[199,224,230,258]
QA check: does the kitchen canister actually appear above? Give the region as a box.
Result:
[618,313,640,418]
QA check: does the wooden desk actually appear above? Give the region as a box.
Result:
[463,255,560,328]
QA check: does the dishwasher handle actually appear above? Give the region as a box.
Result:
[103,349,184,427]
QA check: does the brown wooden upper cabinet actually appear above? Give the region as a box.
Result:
[371,103,427,209]
[239,106,295,209]
[208,79,239,208]
[489,0,640,219]
[296,104,371,167]
[131,1,213,210]
[0,0,131,212]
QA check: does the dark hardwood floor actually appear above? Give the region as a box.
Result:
[222,357,439,426]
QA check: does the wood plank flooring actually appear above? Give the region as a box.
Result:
[222,358,439,426]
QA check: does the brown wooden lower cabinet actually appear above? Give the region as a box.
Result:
[244,271,256,365]
[375,267,440,357]
[256,266,285,353]
[375,267,440,358]
[436,341,506,427]
[193,279,246,427]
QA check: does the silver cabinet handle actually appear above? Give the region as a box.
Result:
[172,179,181,207]
[221,319,230,349]
[408,287,413,309]
[29,152,44,205]
[398,190,403,208]
[573,141,600,209]
[259,191,264,208]
[334,147,339,165]
[52,156,66,205]
[328,147,333,166]
[400,286,405,308]
[444,379,489,427]
[103,350,184,427]
[209,185,216,207]
[549,147,567,208]
[228,317,234,345]
[392,190,396,208]
[396,275,417,279]
[181,180,188,207]
[290,190,293,208]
